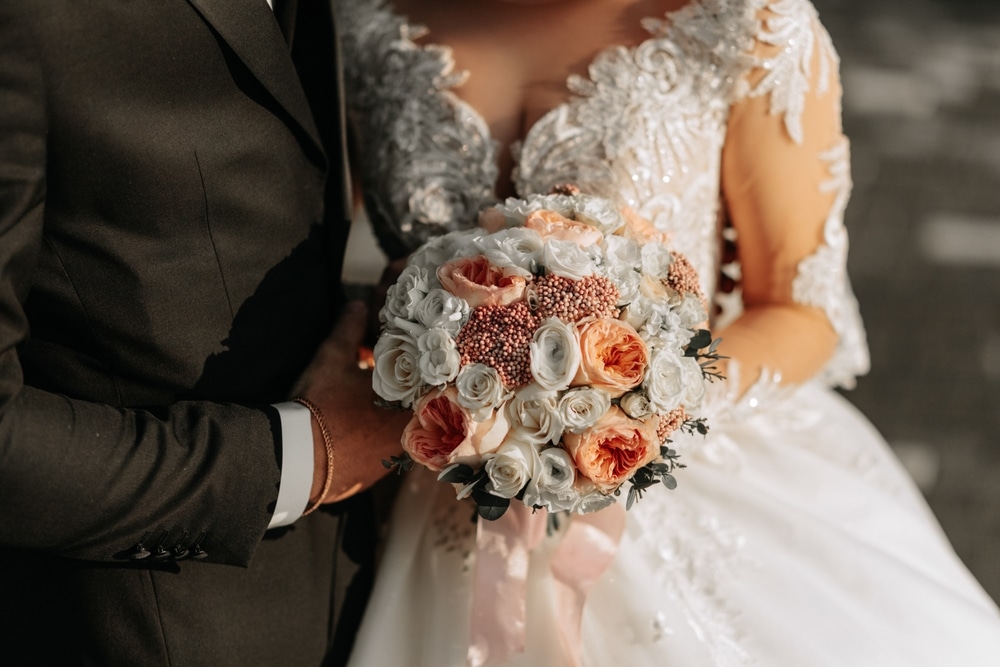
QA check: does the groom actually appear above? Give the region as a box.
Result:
[0,1,405,664]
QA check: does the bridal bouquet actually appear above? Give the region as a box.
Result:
[373,189,722,520]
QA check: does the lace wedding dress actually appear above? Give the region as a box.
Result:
[337,0,1000,664]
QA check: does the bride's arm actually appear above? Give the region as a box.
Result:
[717,5,850,396]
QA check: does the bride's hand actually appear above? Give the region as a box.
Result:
[292,300,410,506]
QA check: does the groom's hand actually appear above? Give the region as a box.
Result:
[292,300,408,506]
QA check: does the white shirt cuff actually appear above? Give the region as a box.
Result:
[268,401,314,528]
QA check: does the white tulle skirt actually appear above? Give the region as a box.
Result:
[347,382,1000,666]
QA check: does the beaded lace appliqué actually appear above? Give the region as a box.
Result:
[338,0,498,259]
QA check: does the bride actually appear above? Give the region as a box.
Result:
[336,0,1000,664]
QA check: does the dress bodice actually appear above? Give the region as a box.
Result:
[338,0,869,388]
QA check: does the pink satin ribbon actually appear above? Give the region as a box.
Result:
[466,502,627,667]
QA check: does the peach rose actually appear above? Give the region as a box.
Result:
[562,406,658,492]
[572,318,649,397]
[437,256,527,309]
[525,209,604,247]
[617,206,670,245]
[402,387,509,471]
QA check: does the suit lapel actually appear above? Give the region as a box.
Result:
[185,0,324,158]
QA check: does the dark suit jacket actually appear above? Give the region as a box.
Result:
[0,1,371,664]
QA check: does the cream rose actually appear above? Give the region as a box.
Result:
[619,391,653,420]
[641,242,674,279]
[561,406,659,493]
[530,318,581,391]
[380,265,430,325]
[485,439,539,498]
[455,363,510,421]
[558,387,612,434]
[644,346,686,413]
[437,255,527,308]
[542,239,596,281]
[477,227,544,277]
[522,447,578,512]
[372,331,423,407]
[506,384,563,445]
[414,288,469,334]
[574,195,626,235]
[572,318,649,397]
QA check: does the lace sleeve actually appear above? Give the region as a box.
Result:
[719,0,869,392]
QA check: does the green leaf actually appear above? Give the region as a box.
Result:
[661,473,678,490]
[472,487,510,521]
[688,329,712,350]
[437,463,476,484]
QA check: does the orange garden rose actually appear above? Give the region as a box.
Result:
[572,318,649,397]
[562,406,659,492]
[617,206,670,245]
[402,387,508,471]
[437,256,527,309]
[525,209,604,247]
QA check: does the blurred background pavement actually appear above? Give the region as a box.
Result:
[816,0,1000,602]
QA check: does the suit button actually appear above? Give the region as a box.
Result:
[129,532,152,561]
[189,531,208,560]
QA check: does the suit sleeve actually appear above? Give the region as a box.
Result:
[0,7,283,567]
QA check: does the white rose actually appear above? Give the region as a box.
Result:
[644,346,687,413]
[522,447,578,512]
[573,484,617,514]
[476,227,544,277]
[372,331,423,407]
[417,328,461,386]
[573,194,626,234]
[506,384,563,445]
[485,439,539,498]
[380,265,430,325]
[455,363,511,421]
[602,235,642,269]
[619,391,653,420]
[605,265,640,304]
[641,242,674,279]
[682,356,706,410]
[542,239,596,280]
[621,296,655,332]
[530,318,581,391]
[558,387,611,434]
[675,294,707,329]
[414,288,469,334]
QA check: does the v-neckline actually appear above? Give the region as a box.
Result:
[381,0,703,198]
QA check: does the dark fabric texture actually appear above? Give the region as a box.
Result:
[0,1,370,664]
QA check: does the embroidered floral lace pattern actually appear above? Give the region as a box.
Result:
[338,0,498,260]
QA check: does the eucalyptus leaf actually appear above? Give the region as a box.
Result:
[438,463,476,484]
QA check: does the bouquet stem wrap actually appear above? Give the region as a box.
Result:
[467,502,627,667]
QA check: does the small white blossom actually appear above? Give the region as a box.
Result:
[416,328,461,386]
